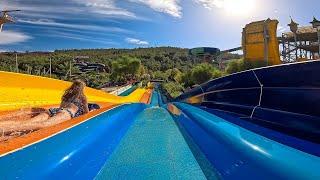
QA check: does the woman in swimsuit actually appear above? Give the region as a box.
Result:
[0,80,98,139]
[50,79,89,118]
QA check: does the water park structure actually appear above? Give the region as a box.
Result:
[190,17,320,66]
[0,10,20,32]
[0,12,319,179]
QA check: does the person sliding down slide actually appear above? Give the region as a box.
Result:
[0,80,100,140]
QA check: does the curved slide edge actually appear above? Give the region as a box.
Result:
[174,61,320,144]
[168,102,320,180]
[0,103,146,179]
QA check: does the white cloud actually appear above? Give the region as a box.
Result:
[277,25,288,36]
[278,25,288,33]
[74,0,136,18]
[41,30,118,45]
[18,19,131,33]
[194,0,224,9]
[0,0,136,19]
[126,37,149,45]
[0,49,8,52]
[194,0,256,16]
[130,0,182,18]
[0,31,31,45]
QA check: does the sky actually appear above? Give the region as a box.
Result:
[0,0,319,52]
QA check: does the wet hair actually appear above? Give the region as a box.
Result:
[60,80,89,113]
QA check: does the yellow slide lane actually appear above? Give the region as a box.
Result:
[0,71,146,111]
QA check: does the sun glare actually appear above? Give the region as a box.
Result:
[223,0,256,17]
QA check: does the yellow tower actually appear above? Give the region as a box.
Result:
[242,18,281,65]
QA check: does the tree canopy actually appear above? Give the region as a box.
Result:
[0,47,255,98]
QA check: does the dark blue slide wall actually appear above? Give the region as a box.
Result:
[175,61,320,144]
[171,61,320,179]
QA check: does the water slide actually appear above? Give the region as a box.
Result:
[0,71,147,111]
[171,60,320,179]
[0,61,320,179]
[0,90,209,179]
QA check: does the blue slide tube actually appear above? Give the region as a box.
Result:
[172,102,320,180]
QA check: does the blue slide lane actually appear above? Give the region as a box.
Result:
[96,92,208,179]
[0,104,146,179]
[172,102,320,180]
[149,90,160,107]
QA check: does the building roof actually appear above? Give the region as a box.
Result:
[282,26,318,42]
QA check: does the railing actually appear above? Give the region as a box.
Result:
[110,85,133,96]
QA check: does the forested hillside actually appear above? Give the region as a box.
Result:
[0,47,260,98]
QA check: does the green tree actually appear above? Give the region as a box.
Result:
[225,59,241,74]
[191,63,215,85]
[180,63,223,88]
[110,56,142,83]
[163,82,184,98]
[225,59,267,74]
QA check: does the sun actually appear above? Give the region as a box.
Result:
[223,0,256,17]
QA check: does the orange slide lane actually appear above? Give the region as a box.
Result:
[139,89,152,104]
[0,102,117,156]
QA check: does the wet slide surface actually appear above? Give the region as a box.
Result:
[0,90,209,179]
[172,102,320,179]
[149,89,160,107]
[96,92,206,179]
[1,61,319,179]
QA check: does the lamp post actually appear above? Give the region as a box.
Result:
[15,53,18,72]
[310,17,320,59]
[288,17,299,61]
[49,57,52,78]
